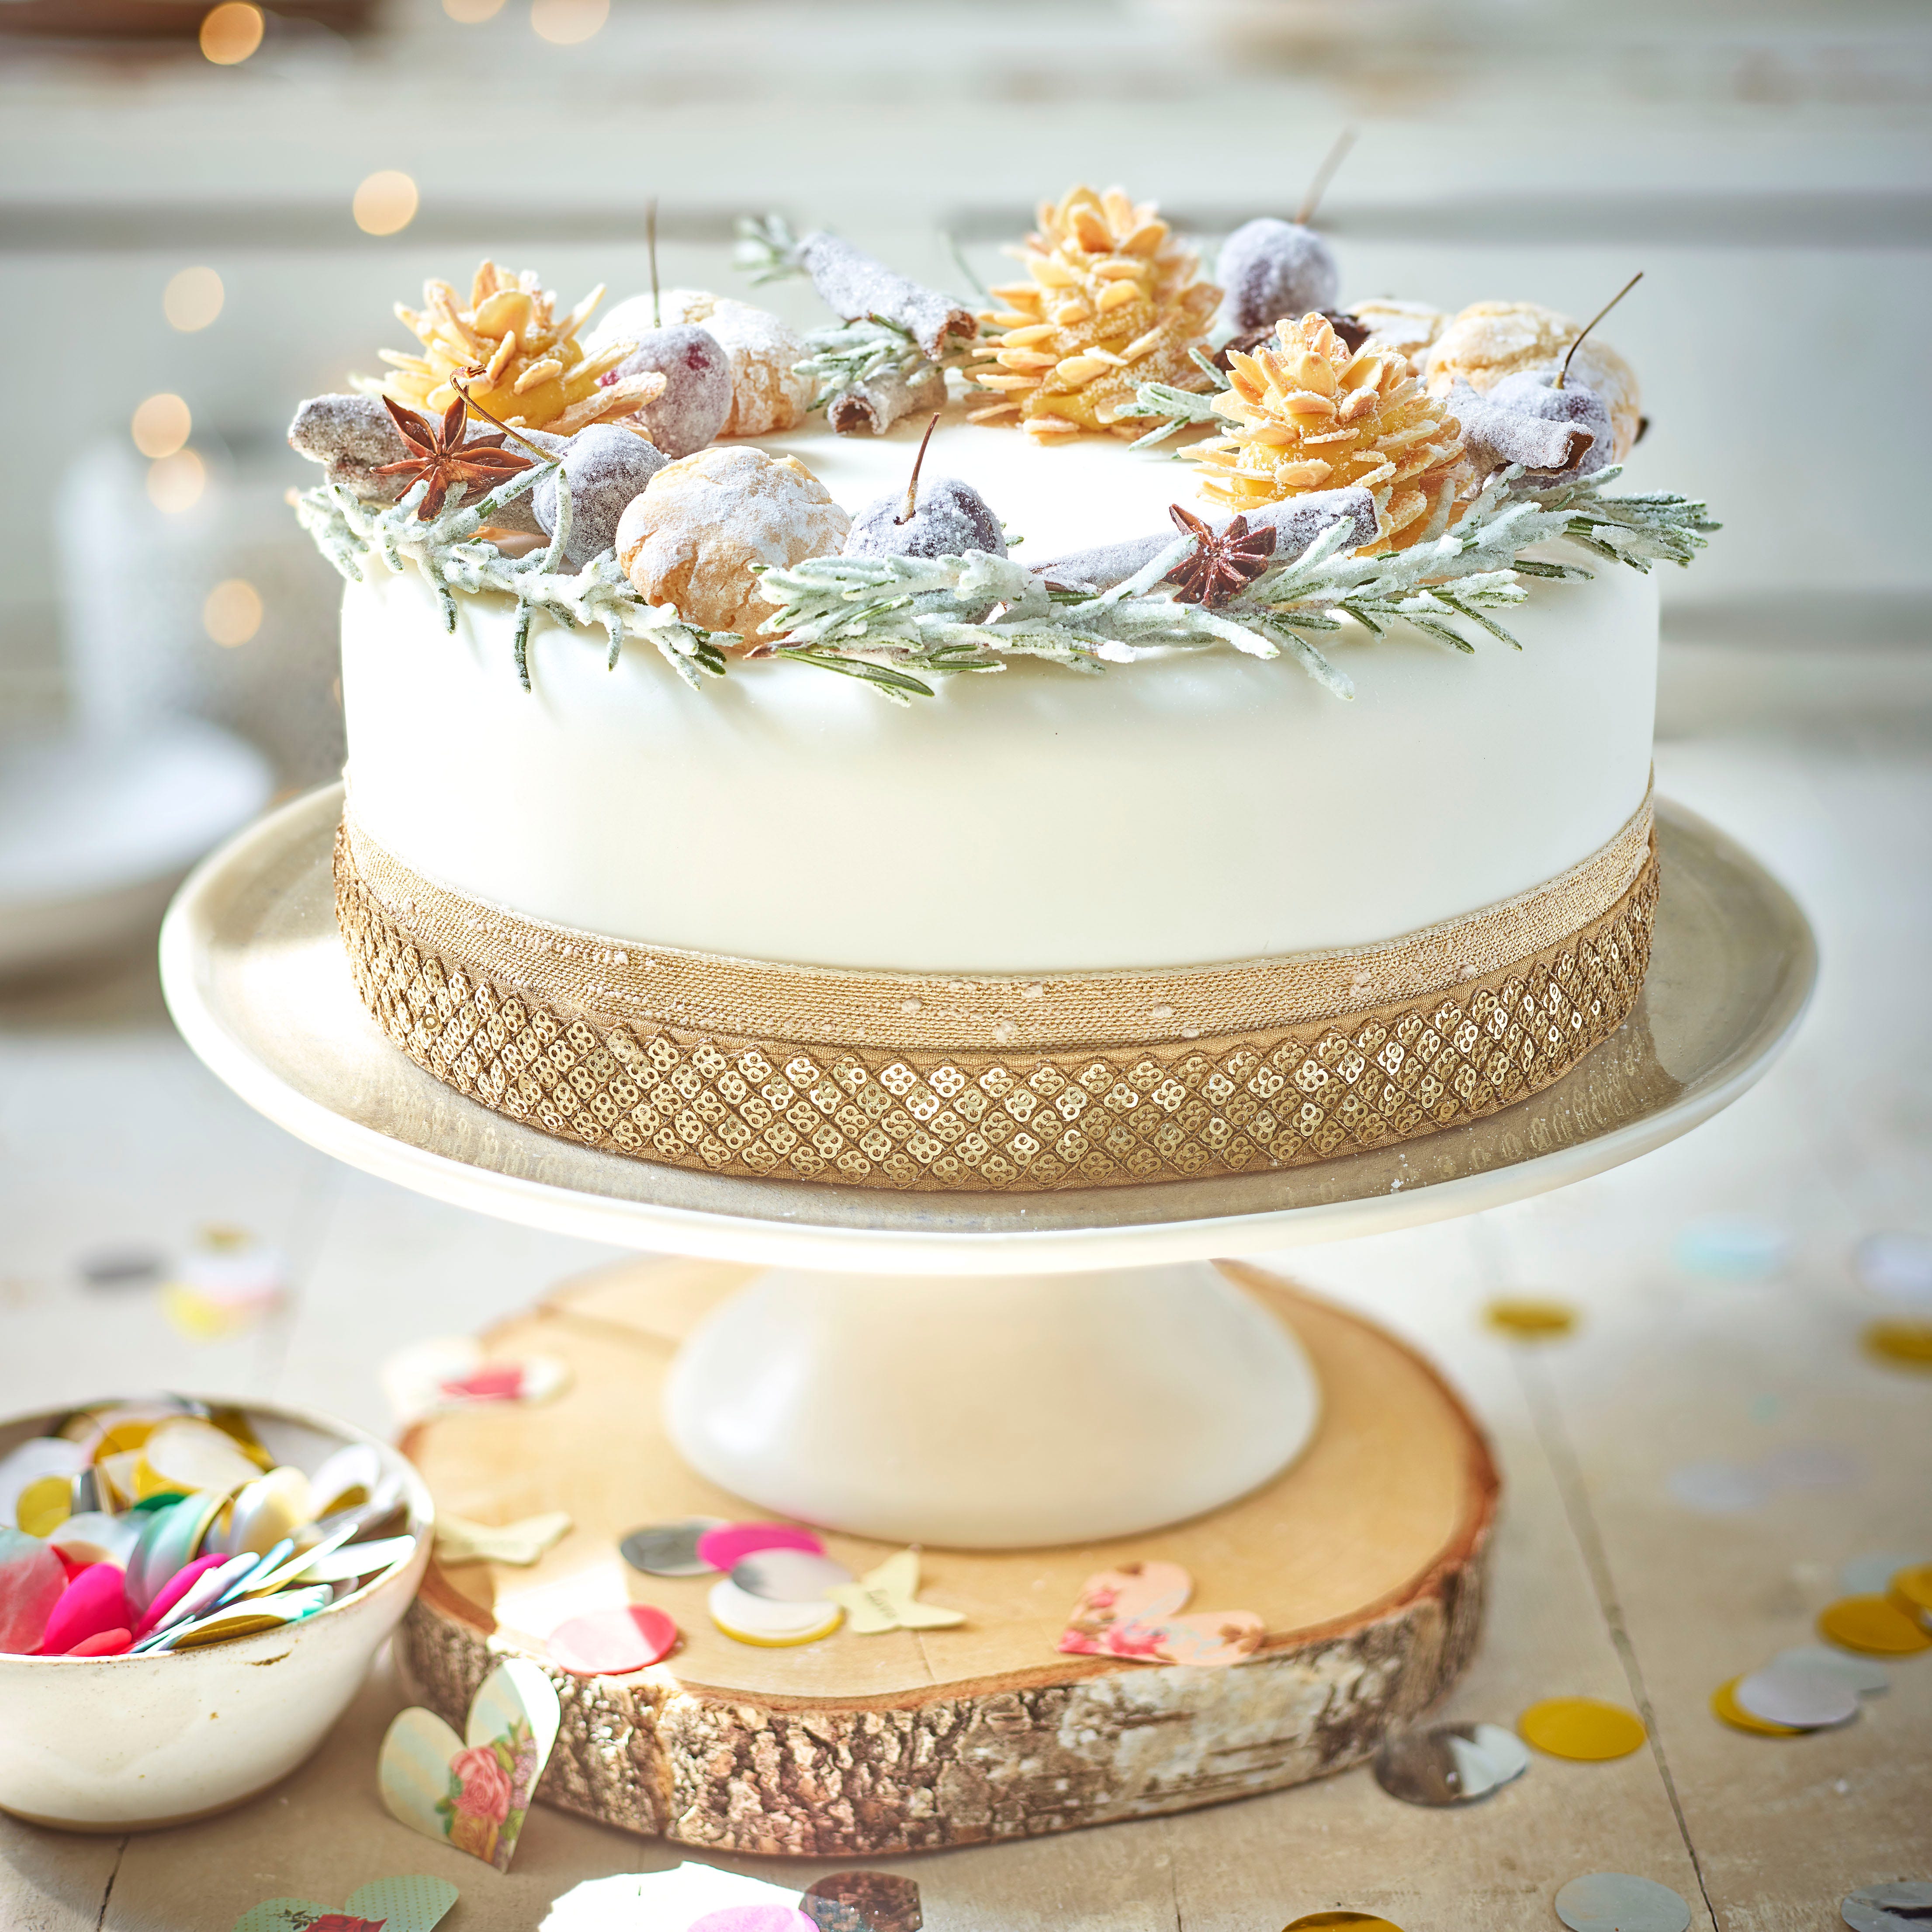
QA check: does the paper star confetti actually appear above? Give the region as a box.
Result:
[433,1511,573,1568]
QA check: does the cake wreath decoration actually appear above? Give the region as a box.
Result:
[288,180,1708,1191]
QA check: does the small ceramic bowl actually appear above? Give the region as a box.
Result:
[0,1396,432,1832]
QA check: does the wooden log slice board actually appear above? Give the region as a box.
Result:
[398,1259,1498,1857]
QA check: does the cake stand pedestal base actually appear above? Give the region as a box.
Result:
[398,1255,1496,1856]
[665,1260,1322,1548]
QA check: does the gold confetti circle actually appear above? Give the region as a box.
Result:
[1709,1676,1801,1737]
[1485,1297,1578,1339]
[163,265,224,332]
[1518,1696,1646,1761]
[203,578,263,647]
[1283,1916,1405,1932]
[199,2,263,63]
[1863,1319,1932,1370]
[16,1473,73,1539]
[1889,1564,1932,1622]
[1818,1594,1932,1656]
[352,170,419,237]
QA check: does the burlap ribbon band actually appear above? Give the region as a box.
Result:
[335,793,1658,1193]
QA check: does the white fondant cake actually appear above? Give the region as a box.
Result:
[340,404,1657,976]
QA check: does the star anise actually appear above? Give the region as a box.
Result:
[1162,505,1278,606]
[374,393,532,520]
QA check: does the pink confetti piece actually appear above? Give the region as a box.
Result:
[548,1604,679,1677]
[42,1563,131,1655]
[695,1523,825,1572]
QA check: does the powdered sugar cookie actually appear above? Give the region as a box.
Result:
[1348,298,1448,367]
[1422,301,1641,458]
[616,446,848,637]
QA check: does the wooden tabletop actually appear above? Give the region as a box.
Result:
[2,742,1928,1927]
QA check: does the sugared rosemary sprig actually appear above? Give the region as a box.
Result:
[295,470,730,693]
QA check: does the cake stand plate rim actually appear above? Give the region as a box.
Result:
[158,782,1816,1271]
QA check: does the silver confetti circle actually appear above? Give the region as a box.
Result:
[1770,1644,1889,1697]
[1372,1721,1530,1806]
[1842,1881,1932,1932]
[620,1517,728,1578]
[1853,1231,1932,1307]
[1735,1662,1860,1731]
[1840,1551,1925,1596]
[732,1548,855,1603]
[1555,1873,1691,1932]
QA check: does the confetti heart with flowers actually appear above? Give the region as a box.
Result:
[378,1658,561,1871]
[1057,1559,1263,1669]
[229,1873,459,1932]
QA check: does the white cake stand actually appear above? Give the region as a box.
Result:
[160,784,1813,1548]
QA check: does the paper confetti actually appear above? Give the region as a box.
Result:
[1842,1882,1932,1932]
[1818,1595,1932,1656]
[801,1871,923,1932]
[548,1603,678,1676]
[1483,1298,1578,1339]
[541,1864,806,1929]
[695,1522,826,1572]
[1710,1677,1802,1737]
[381,1336,571,1424]
[1373,1721,1530,1806]
[162,1226,287,1340]
[1555,1873,1690,1932]
[621,1517,728,1578]
[1058,1559,1261,1668]
[1517,1697,1646,1761]
[231,1875,459,1932]
[1862,1319,1932,1371]
[378,1658,561,1870]
[1666,1442,1858,1515]
[1732,1662,1858,1730]
[709,1578,843,1647]
[1852,1232,1932,1307]
[1281,1915,1405,1931]
[1673,1216,1790,1281]
[434,1511,573,1568]
[827,1550,965,1637]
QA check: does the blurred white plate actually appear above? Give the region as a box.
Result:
[0,719,272,978]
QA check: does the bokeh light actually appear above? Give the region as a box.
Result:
[353,170,419,237]
[199,2,263,64]
[531,0,607,45]
[444,0,506,20]
[131,393,192,459]
[204,578,263,646]
[147,449,207,514]
[163,266,225,332]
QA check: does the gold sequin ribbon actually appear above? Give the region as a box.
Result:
[335,793,1657,1192]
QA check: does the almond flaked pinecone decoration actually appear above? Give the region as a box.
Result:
[1189,313,1467,553]
[970,185,1221,442]
[364,260,665,439]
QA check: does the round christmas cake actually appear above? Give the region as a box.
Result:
[293,186,1714,1192]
